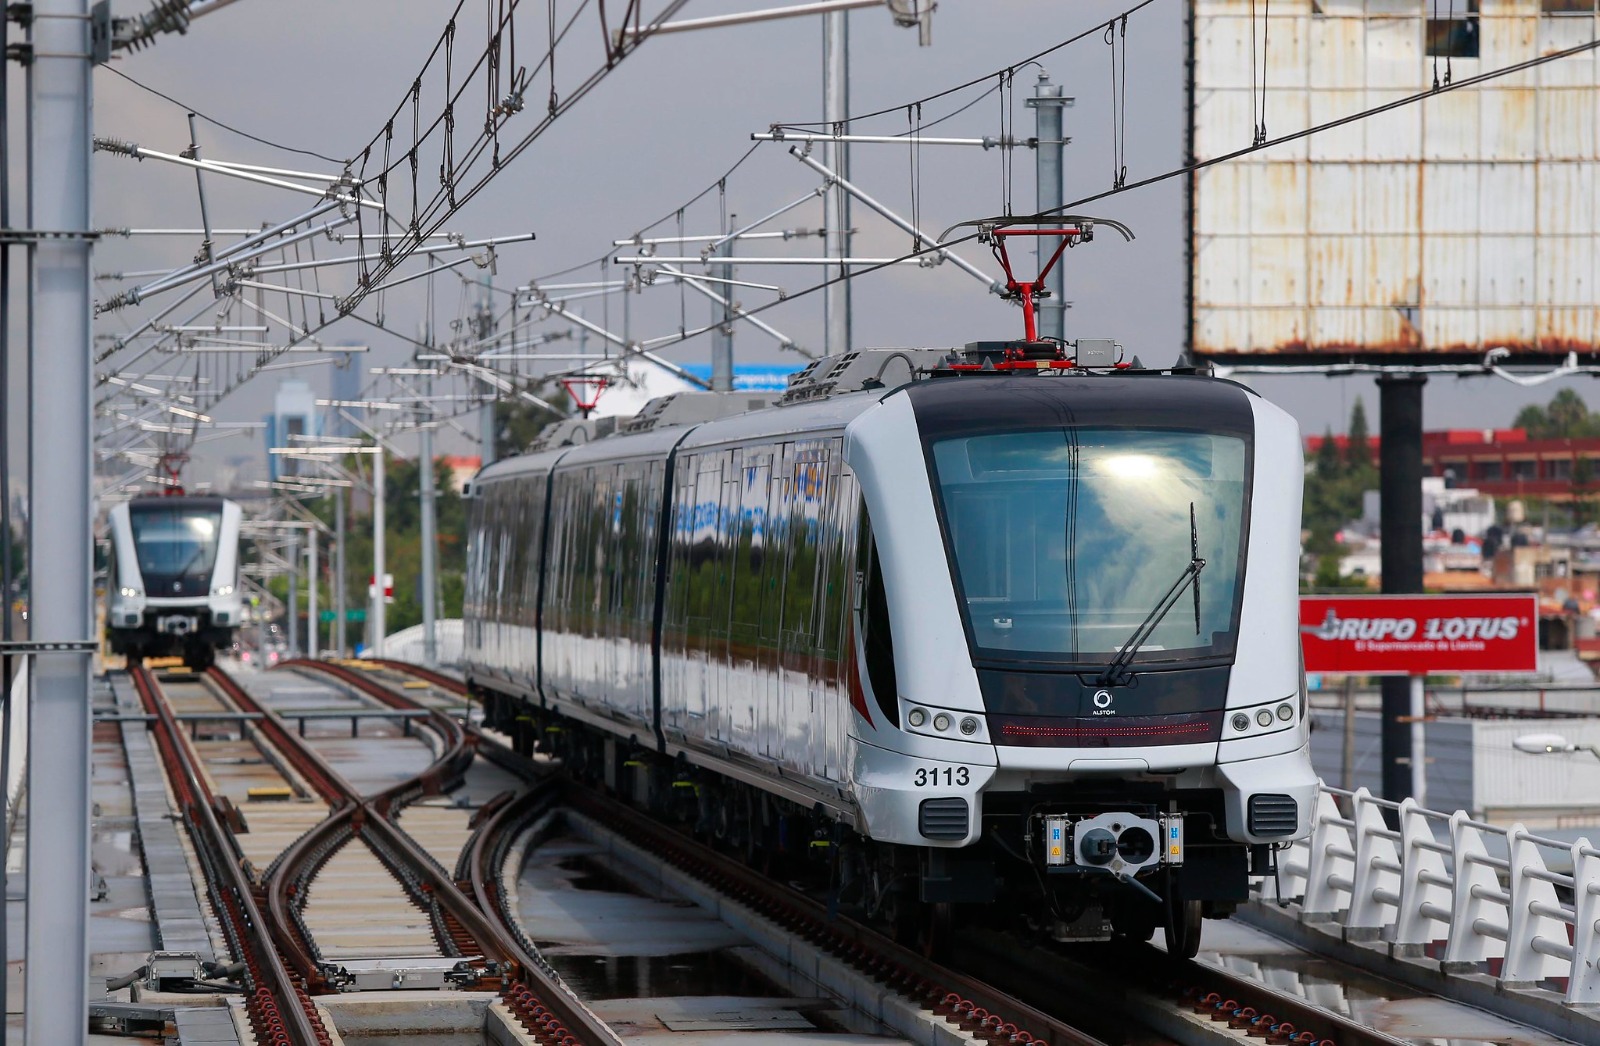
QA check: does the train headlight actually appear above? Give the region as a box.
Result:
[1255,709,1274,728]
[1276,703,1294,722]
[119,587,142,599]
[1231,713,1250,732]
[212,585,234,596]
[907,708,928,728]
[932,713,952,732]
[959,716,979,736]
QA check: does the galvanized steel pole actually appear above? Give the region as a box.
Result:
[1028,72,1071,343]
[710,218,734,391]
[286,530,299,658]
[306,528,318,660]
[822,11,851,356]
[371,449,386,654]
[476,284,497,466]
[334,486,346,658]
[420,421,438,668]
[24,2,93,1042]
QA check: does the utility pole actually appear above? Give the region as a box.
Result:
[306,528,318,660]
[371,448,386,654]
[711,214,734,391]
[419,419,438,668]
[286,530,299,658]
[334,486,346,658]
[1027,71,1072,343]
[23,3,93,1043]
[822,10,851,356]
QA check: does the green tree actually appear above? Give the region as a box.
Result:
[1515,389,1599,440]
[293,450,470,651]
[1513,402,1551,439]
[494,387,567,459]
[1548,388,1590,437]
[1312,426,1343,482]
[1345,397,1373,474]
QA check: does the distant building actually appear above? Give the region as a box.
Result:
[1424,429,1600,502]
[1307,427,1600,503]
[328,353,363,438]
[439,456,481,494]
[264,380,320,481]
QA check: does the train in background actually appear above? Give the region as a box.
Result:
[462,344,1317,957]
[106,495,244,670]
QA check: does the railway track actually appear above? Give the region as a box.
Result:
[128,665,333,1046]
[131,663,620,1046]
[290,659,1125,1045]
[347,657,1479,1046]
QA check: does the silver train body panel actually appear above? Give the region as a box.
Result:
[464,368,1317,865]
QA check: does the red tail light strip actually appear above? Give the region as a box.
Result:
[989,711,1223,748]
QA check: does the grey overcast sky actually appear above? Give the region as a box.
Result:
[7,0,1595,493]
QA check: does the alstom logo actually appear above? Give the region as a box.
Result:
[1304,609,1522,643]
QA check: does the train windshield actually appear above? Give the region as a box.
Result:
[928,428,1248,668]
[128,504,224,580]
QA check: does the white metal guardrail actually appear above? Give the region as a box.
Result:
[1261,785,1600,1005]
[374,619,464,667]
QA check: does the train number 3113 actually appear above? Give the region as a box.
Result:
[914,766,970,787]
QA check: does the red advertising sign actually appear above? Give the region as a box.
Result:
[1300,593,1539,676]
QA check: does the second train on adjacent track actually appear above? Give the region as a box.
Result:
[462,344,1318,956]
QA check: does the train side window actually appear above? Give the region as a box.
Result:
[856,504,899,727]
[759,447,788,643]
[730,452,770,638]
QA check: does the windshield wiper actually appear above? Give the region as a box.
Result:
[1095,503,1205,687]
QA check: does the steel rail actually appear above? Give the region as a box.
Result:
[324,662,1105,1045]
[271,660,620,1044]
[357,661,1104,1043]
[206,665,485,993]
[1175,957,1400,1046]
[366,665,1388,1046]
[128,667,333,1046]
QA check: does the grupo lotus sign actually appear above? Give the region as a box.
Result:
[1299,593,1539,676]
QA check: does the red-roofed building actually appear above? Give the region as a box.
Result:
[440,455,481,494]
[1305,428,1600,501]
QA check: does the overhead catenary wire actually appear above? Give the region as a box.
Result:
[99,65,348,164]
[623,28,1600,361]
[771,0,1163,132]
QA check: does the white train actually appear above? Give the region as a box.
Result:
[106,495,244,670]
[463,346,1317,956]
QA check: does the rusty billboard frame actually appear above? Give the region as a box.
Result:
[1186,0,1600,369]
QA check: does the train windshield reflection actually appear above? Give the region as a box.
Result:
[928,428,1248,666]
[128,504,223,579]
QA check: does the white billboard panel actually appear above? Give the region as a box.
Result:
[1190,0,1600,362]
